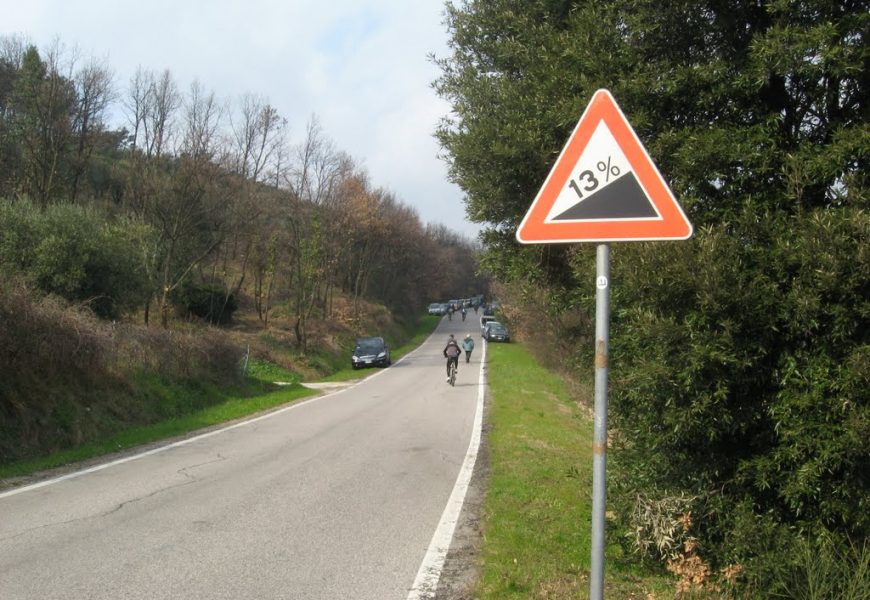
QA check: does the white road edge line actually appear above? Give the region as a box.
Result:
[406,338,487,600]
[0,327,436,501]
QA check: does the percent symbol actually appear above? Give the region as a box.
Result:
[596,156,620,182]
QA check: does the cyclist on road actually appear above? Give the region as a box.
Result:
[462,333,475,363]
[460,306,467,321]
[443,334,461,382]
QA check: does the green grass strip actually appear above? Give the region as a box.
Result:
[246,358,300,383]
[0,383,316,480]
[477,342,672,599]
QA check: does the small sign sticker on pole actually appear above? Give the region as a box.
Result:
[516,89,692,600]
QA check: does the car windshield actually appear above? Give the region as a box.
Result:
[356,339,383,352]
[489,325,506,333]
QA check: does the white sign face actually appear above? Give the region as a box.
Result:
[544,121,661,224]
[544,123,628,220]
[596,276,609,289]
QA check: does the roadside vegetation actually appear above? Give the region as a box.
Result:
[480,341,869,599]
[480,341,671,599]
[0,33,486,480]
[435,1,868,596]
[0,287,441,482]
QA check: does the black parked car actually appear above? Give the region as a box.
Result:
[483,322,511,342]
[351,336,391,369]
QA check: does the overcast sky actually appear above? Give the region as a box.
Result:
[2,0,482,239]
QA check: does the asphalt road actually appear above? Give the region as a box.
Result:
[0,316,485,600]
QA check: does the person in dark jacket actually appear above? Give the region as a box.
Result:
[443,334,461,382]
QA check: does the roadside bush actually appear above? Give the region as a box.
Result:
[0,199,152,318]
[0,280,114,461]
[605,206,868,588]
[752,529,870,600]
[110,323,243,382]
[630,492,699,562]
[173,278,237,325]
[0,200,42,269]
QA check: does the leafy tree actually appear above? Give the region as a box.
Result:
[0,54,19,196]
[0,199,152,318]
[435,0,870,584]
[9,44,76,205]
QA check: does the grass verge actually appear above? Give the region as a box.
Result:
[477,342,672,599]
[0,380,316,480]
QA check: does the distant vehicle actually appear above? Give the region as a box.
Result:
[351,336,391,369]
[428,303,447,316]
[480,314,497,335]
[483,322,510,342]
[448,299,460,310]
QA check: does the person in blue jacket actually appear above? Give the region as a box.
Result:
[461,333,475,363]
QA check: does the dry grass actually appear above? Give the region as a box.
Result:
[1,279,422,466]
[0,281,246,463]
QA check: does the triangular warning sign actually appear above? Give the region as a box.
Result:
[516,89,693,243]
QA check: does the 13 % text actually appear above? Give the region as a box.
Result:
[567,155,621,200]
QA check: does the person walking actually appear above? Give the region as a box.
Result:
[462,333,475,363]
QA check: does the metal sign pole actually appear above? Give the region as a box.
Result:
[590,243,610,600]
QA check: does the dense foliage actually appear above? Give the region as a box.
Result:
[435,0,868,589]
[0,35,486,336]
[0,201,151,318]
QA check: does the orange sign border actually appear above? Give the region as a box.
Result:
[516,89,693,243]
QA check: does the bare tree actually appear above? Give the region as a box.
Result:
[180,80,222,164]
[286,114,343,204]
[69,56,114,200]
[123,66,152,153]
[145,69,179,158]
[0,33,30,69]
[230,93,287,182]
